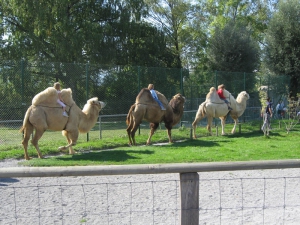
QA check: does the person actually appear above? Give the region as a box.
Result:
[261,97,273,132]
[54,82,69,117]
[147,84,166,110]
[217,84,233,110]
[276,100,284,118]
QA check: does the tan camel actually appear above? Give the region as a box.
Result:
[192,87,250,138]
[20,87,106,160]
[126,88,185,145]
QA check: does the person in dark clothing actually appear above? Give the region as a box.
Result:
[261,97,273,133]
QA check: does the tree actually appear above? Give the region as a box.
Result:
[204,0,270,42]
[264,0,300,98]
[0,0,176,67]
[206,21,260,73]
[145,0,200,68]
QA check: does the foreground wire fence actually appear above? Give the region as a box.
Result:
[1,160,300,224]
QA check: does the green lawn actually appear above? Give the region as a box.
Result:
[1,120,298,167]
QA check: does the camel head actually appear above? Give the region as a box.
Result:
[169,93,185,112]
[83,97,106,113]
[236,91,250,102]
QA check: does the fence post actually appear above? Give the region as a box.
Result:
[180,172,199,225]
[99,116,102,139]
[180,68,183,94]
[244,72,246,90]
[215,71,217,88]
[86,63,90,141]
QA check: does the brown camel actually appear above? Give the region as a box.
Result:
[20,87,106,160]
[126,88,185,145]
[192,87,250,138]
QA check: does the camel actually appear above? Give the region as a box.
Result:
[192,87,250,138]
[126,88,185,145]
[20,87,106,160]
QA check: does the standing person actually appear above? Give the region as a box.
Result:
[147,84,166,110]
[54,82,69,117]
[276,100,284,118]
[261,97,273,132]
[217,84,233,110]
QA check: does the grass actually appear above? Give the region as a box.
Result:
[1,120,299,167]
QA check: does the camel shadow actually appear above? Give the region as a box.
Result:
[56,150,154,162]
[225,130,285,138]
[162,139,222,148]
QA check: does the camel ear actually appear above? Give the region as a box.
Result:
[67,88,72,94]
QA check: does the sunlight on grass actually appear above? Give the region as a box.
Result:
[1,120,299,166]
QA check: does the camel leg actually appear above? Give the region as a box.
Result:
[220,117,226,135]
[126,121,134,145]
[192,111,205,139]
[165,124,173,143]
[31,128,45,159]
[65,134,76,154]
[207,117,213,135]
[128,121,140,146]
[59,130,78,154]
[146,123,159,145]
[21,125,34,160]
[231,118,238,134]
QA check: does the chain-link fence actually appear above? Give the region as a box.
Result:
[0,60,292,149]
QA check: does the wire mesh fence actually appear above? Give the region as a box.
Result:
[0,60,292,149]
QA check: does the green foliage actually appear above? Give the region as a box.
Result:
[0,0,177,68]
[264,0,300,98]
[205,0,269,42]
[206,21,260,73]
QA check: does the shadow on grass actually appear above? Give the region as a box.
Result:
[219,130,285,138]
[56,150,154,162]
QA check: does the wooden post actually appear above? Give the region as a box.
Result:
[190,128,193,139]
[180,172,199,225]
[216,126,218,136]
[239,123,241,134]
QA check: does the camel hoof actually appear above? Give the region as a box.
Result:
[58,146,67,151]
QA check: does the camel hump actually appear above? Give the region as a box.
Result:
[32,87,74,106]
[223,89,231,98]
[205,87,223,103]
[32,87,58,106]
[155,91,168,106]
[135,88,168,106]
[60,88,74,105]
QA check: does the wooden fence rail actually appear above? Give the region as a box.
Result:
[1,159,300,225]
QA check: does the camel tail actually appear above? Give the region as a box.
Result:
[19,106,32,133]
[126,104,136,125]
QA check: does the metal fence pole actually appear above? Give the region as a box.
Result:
[86,63,90,141]
[215,71,217,88]
[99,116,102,139]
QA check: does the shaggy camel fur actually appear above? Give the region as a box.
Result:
[192,87,250,138]
[20,87,106,160]
[126,88,185,145]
